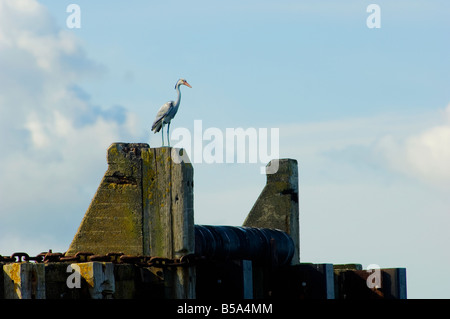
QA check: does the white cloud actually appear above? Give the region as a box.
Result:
[274,109,450,298]
[376,104,450,189]
[0,0,139,251]
[276,106,450,190]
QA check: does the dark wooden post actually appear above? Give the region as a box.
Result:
[142,147,195,298]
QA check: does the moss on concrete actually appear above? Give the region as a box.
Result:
[66,143,149,255]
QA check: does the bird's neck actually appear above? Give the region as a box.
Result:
[174,84,182,107]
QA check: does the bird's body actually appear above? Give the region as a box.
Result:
[151,78,191,146]
[151,100,177,133]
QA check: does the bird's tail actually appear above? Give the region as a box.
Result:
[151,118,163,133]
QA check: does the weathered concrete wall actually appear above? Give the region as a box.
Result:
[242,159,300,264]
[66,143,148,255]
[66,144,194,261]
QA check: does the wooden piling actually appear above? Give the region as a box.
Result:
[142,147,195,299]
[77,262,115,299]
[3,262,45,299]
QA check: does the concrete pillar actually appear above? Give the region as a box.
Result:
[66,143,148,255]
[242,159,300,264]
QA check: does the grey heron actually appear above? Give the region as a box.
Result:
[151,78,192,146]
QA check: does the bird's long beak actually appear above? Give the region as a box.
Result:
[184,81,192,88]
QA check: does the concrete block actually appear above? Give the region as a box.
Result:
[243,159,300,264]
[67,143,149,255]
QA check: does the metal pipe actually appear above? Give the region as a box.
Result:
[194,225,294,266]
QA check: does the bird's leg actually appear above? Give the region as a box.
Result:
[161,123,165,146]
[167,122,171,147]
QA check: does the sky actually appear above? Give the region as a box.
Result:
[0,0,449,298]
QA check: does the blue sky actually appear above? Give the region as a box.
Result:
[0,0,449,298]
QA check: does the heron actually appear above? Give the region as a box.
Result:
[151,78,192,146]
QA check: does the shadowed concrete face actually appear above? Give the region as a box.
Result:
[67,143,148,255]
[242,159,300,264]
[66,143,194,258]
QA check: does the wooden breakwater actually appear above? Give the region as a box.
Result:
[0,143,406,299]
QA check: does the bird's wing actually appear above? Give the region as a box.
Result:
[151,101,173,132]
